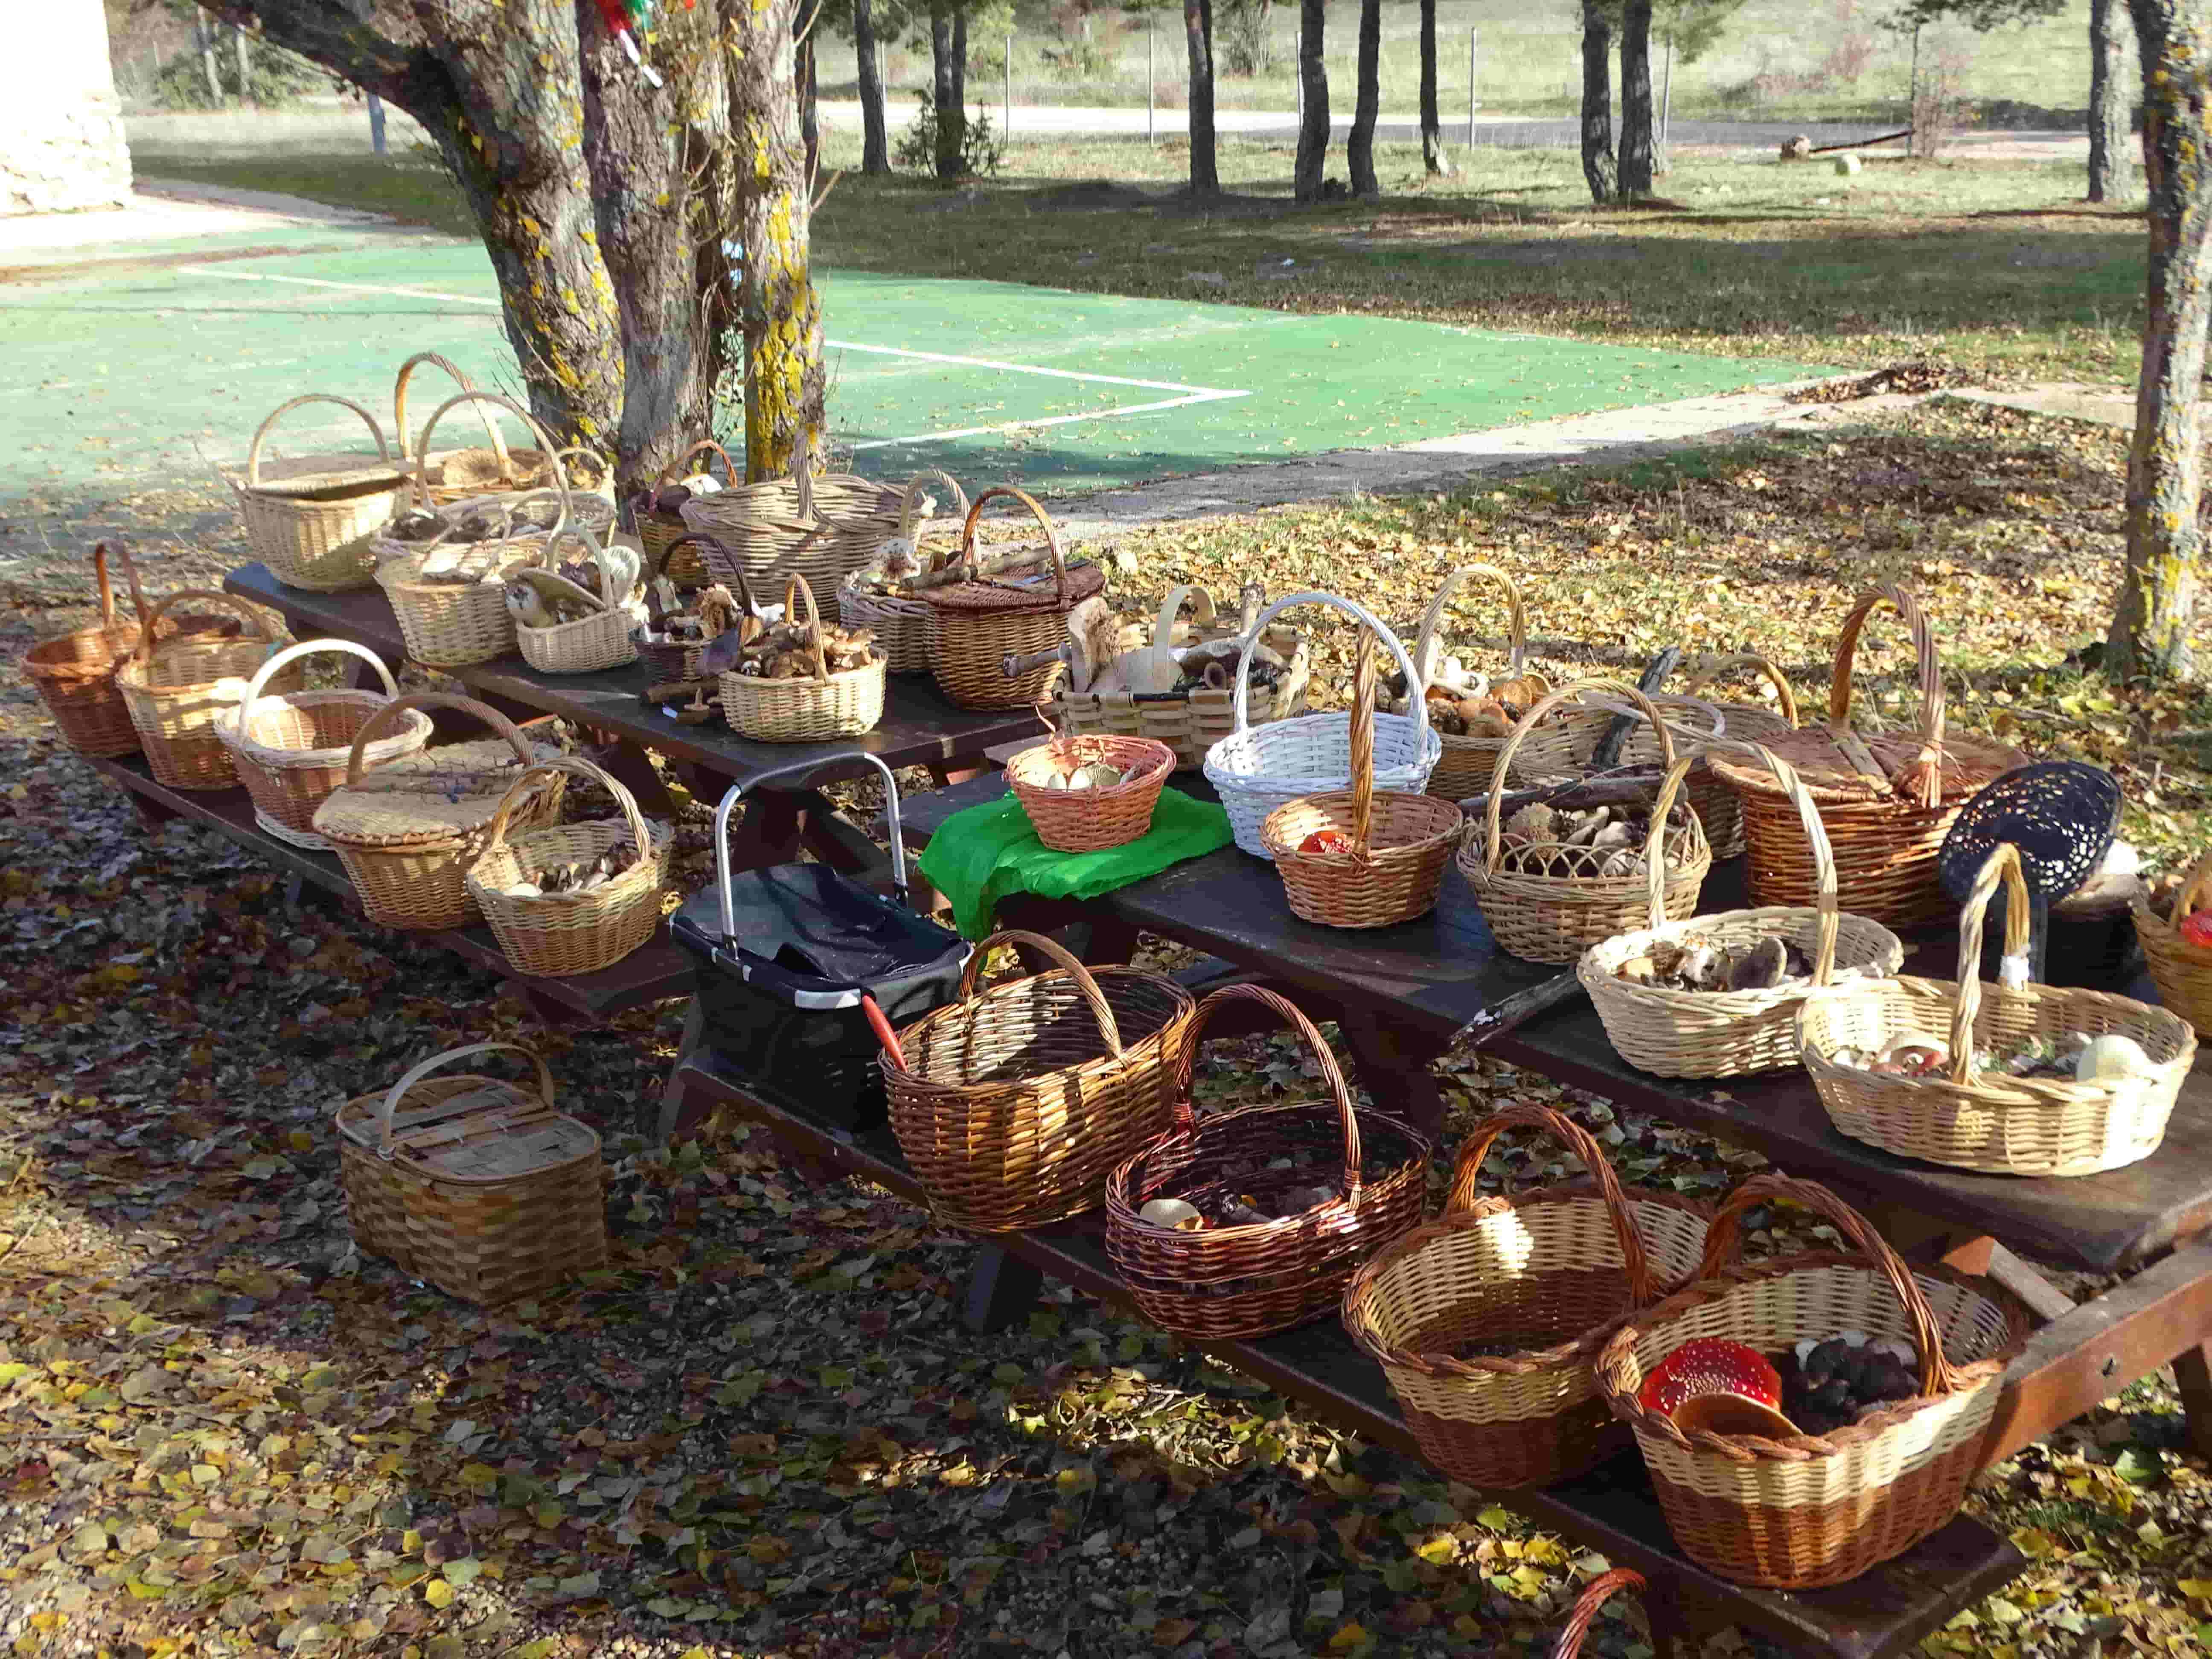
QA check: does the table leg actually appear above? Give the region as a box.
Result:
[962,1247,1045,1334]
[926,761,986,788]
[124,790,179,833]
[587,740,677,820]
[649,1001,710,1144]
[722,786,807,873]
[2173,1340,2212,1460]
[1335,1010,1449,1144]
[1636,1576,1703,1659]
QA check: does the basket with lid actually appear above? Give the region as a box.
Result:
[114,591,298,792]
[1594,1174,2032,1588]
[836,468,969,674]
[633,439,736,586]
[718,572,887,742]
[313,694,568,931]
[221,393,411,593]
[924,487,1107,710]
[680,434,907,592]
[1342,1104,1711,1490]
[335,1042,605,1304]
[1400,565,1552,799]
[393,352,555,505]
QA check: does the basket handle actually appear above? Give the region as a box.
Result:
[1171,984,1365,1195]
[957,486,1068,600]
[98,541,157,635]
[1694,1173,1955,1399]
[1612,750,1704,935]
[1829,585,1944,808]
[550,445,614,495]
[1443,1102,1657,1306]
[1681,652,1800,730]
[364,1041,554,1156]
[239,637,398,724]
[2165,847,2212,934]
[1347,633,1377,852]
[243,394,396,492]
[1657,742,1842,981]
[1412,565,1528,687]
[955,929,1124,1057]
[1229,591,1429,743]
[1484,677,1677,876]
[343,691,541,785]
[654,438,735,505]
[781,572,832,681]
[1945,842,2034,1087]
[128,590,280,671]
[896,467,970,538]
[411,390,571,521]
[474,752,654,873]
[791,429,818,520]
[531,523,616,611]
[391,352,501,463]
[1553,1570,1646,1659]
[89,541,118,630]
[1151,584,1219,649]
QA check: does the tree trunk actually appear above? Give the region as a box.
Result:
[196,9,221,102]
[1294,0,1329,201]
[799,28,820,183]
[1348,0,1381,196]
[1618,0,1654,199]
[952,9,968,111]
[1579,0,1617,204]
[855,0,890,175]
[930,3,963,180]
[233,23,252,104]
[1186,0,1220,198]
[2090,0,2132,202]
[2108,0,2212,680]
[1419,0,1449,175]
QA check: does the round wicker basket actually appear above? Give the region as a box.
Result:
[718,573,886,742]
[114,591,297,792]
[225,393,410,592]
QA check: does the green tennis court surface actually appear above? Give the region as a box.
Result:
[0,232,1820,500]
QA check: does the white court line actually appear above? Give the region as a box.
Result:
[180,265,1250,449]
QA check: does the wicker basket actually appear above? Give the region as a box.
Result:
[114,591,297,792]
[1343,1104,1711,1490]
[26,541,164,759]
[1553,1570,1647,1659]
[1007,729,1175,853]
[1595,1174,2032,1589]
[835,469,970,673]
[1260,635,1463,927]
[1677,653,1801,859]
[2134,848,2212,1038]
[1046,585,1315,771]
[682,433,906,593]
[1580,745,1906,1079]
[883,929,1196,1232]
[224,394,410,592]
[1802,842,2195,1176]
[335,1042,606,1304]
[515,529,639,675]
[314,694,566,931]
[1104,984,1430,1339]
[637,441,736,586]
[1707,587,2029,928]
[376,443,570,668]
[923,487,1107,710]
[719,572,887,742]
[1204,591,1441,860]
[393,352,552,506]
[464,755,668,977]
[219,638,435,850]
[1509,690,1727,788]
[1461,681,1712,964]
[1405,565,1552,800]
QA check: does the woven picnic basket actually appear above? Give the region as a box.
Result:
[719,573,887,742]
[1342,1104,1711,1490]
[1460,682,1711,964]
[1260,635,1463,928]
[1595,1174,2032,1589]
[24,541,195,760]
[114,591,297,791]
[314,694,567,931]
[335,1042,605,1304]
[835,469,969,672]
[223,394,410,593]
[1579,746,1905,1079]
[1405,565,1551,800]
[1676,653,1801,859]
[1553,1570,1647,1659]
[464,755,668,977]
[882,930,1196,1233]
[1802,842,2195,1176]
[923,487,1108,710]
[2134,848,2212,1038]
[393,352,553,506]
[636,440,736,585]
[1105,984,1431,1340]
[218,639,434,850]
[1204,592,1442,860]
[1047,585,1314,770]
[1707,586,2029,928]
[1006,728,1176,853]
[681,434,906,592]
[514,528,640,675]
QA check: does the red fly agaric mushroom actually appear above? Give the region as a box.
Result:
[1637,1337,1783,1419]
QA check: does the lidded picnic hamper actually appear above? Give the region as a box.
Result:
[636,439,736,586]
[218,638,435,849]
[1676,653,1801,859]
[1459,682,1711,964]
[1579,746,1905,1079]
[1404,565,1551,799]
[1553,1570,1647,1659]
[719,572,887,742]
[680,434,906,592]
[1006,726,1175,853]
[836,468,969,674]
[1706,586,2029,928]
[882,929,1195,1232]
[114,591,297,791]
[24,541,208,760]
[1342,1105,1711,1490]
[394,352,554,506]
[335,1042,606,1304]
[925,487,1107,710]
[1595,1175,2032,1589]
[1204,591,1441,860]
[1802,842,2195,1176]
[2134,847,2212,1038]
[1104,984,1431,1340]
[1260,634,1462,927]
[512,527,640,675]
[314,693,567,931]
[464,755,669,978]
[223,394,410,593]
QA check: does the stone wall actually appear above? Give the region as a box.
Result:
[0,1,133,216]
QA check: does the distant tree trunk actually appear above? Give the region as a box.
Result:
[1294,0,1329,200]
[929,3,963,179]
[196,9,221,101]
[798,29,819,182]
[952,8,968,109]
[1579,0,1617,204]
[233,23,252,103]
[1186,0,1220,198]
[855,0,889,175]
[1348,0,1381,195]
[1419,0,1449,175]
[1618,0,1654,198]
[2107,0,2212,680]
[2089,0,2132,202]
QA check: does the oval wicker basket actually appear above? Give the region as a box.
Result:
[114,591,297,792]
[2133,847,2212,1038]
[26,541,163,759]
[637,440,736,586]
[225,393,410,592]
[719,572,887,742]
[1801,842,2195,1176]
[514,527,640,675]
[1595,1174,2032,1589]
[1007,728,1175,853]
[681,433,906,593]
[1404,565,1552,800]
[1342,1104,1711,1490]
[1676,653,1801,859]
[882,929,1196,1233]
[835,469,971,673]
[394,352,553,506]
[923,487,1107,710]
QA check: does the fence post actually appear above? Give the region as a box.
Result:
[1468,29,1478,146]
[368,93,387,156]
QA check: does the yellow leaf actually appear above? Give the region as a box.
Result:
[288,1130,315,1153]
[746,1534,789,1564]
[1327,1624,1368,1651]
[2179,1579,2212,1604]
[423,1578,454,1609]
[1414,1535,1455,1565]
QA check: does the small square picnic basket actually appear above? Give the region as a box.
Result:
[513,527,640,675]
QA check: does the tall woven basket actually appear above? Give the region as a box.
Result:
[1579,745,1906,1079]
[1802,843,2195,1176]
[1104,985,1431,1340]
[924,487,1107,710]
[1405,565,1551,800]
[719,573,887,741]
[2134,847,2212,1038]
[1677,653,1801,859]
[218,638,435,850]
[1342,1105,1711,1490]
[335,1042,606,1304]
[682,434,906,592]
[26,541,163,759]
[223,394,410,593]
[835,469,971,673]
[393,352,553,506]
[1596,1175,2032,1589]
[637,440,736,586]
[882,930,1196,1233]
[114,591,297,792]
